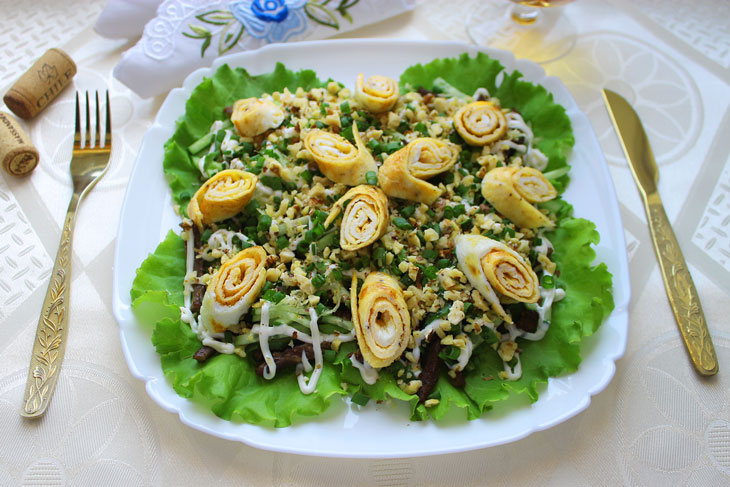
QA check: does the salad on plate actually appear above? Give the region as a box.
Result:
[130,52,614,427]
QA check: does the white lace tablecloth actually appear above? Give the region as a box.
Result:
[1,0,729,485]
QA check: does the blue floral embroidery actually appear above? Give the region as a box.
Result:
[252,0,289,22]
[230,0,308,43]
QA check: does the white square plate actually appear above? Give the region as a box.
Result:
[112,39,630,458]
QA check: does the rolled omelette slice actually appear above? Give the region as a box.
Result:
[199,246,267,334]
[455,234,540,324]
[303,122,377,186]
[453,101,507,146]
[231,97,285,137]
[351,272,411,368]
[378,137,459,204]
[355,74,399,113]
[187,169,258,230]
[324,185,389,251]
[481,166,557,229]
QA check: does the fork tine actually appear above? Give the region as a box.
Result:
[74,92,81,149]
[105,91,111,148]
[95,91,100,149]
[85,92,91,149]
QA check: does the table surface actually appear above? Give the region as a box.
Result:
[1,0,729,485]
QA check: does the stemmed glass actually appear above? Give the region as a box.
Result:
[466,0,577,64]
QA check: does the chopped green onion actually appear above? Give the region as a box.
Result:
[351,392,370,406]
[365,171,378,186]
[300,169,314,185]
[460,218,474,231]
[439,346,461,361]
[400,205,416,218]
[276,235,289,249]
[188,132,214,154]
[373,246,386,263]
[541,274,555,289]
[383,140,403,154]
[262,289,286,304]
[257,213,272,233]
[392,217,412,230]
[340,101,351,114]
[422,249,438,261]
[260,175,283,191]
[312,274,326,289]
[423,265,438,281]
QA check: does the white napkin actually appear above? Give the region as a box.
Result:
[96,0,416,98]
[94,0,163,40]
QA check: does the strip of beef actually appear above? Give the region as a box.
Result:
[449,369,465,389]
[193,345,217,363]
[417,338,443,403]
[515,309,539,333]
[254,342,331,376]
[190,225,207,313]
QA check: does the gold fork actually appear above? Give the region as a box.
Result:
[21,91,112,418]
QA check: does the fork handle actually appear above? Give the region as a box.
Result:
[21,193,80,417]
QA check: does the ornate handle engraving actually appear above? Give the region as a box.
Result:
[21,196,78,417]
[645,192,718,376]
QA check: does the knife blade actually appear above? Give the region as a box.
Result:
[602,88,718,376]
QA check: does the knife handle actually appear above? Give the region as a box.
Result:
[645,192,718,376]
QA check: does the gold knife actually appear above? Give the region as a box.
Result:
[602,88,718,376]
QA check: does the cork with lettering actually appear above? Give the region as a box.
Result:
[0,111,39,176]
[3,48,76,120]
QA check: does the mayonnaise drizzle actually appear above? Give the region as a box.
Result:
[504,111,549,170]
[350,354,378,385]
[258,301,277,379]
[296,308,324,394]
[180,227,234,354]
[472,87,490,100]
[502,354,522,381]
[451,335,473,372]
[411,319,448,365]
[200,229,252,261]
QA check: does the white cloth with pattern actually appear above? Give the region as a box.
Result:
[95,0,415,97]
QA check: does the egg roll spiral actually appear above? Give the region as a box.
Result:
[455,235,540,324]
[378,137,459,204]
[187,169,258,230]
[303,123,377,186]
[481,166,556,229]
[324,185,389,251]
[355,74,399,113]
[454,101,507,146]
[231,97,285,137]
[351,272,411,368]
[199,246,267,334]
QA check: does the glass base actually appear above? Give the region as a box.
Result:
[466,1,576,64]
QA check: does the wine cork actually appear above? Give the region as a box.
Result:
[3,48,76,120]
[0,111,39,176]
